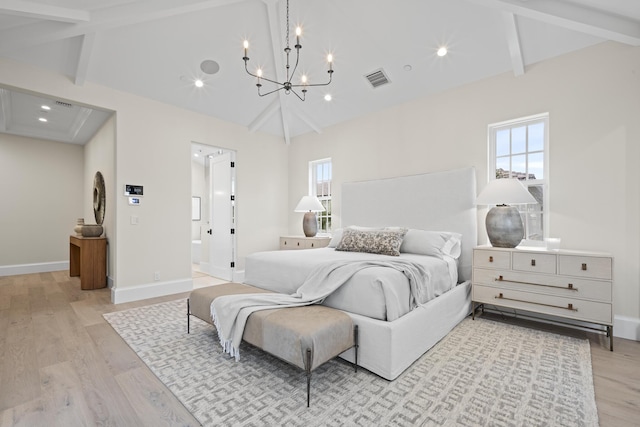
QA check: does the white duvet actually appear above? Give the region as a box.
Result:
[243,248,458,321]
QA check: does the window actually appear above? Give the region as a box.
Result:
[488,113,548,241]
[309,158,332,234]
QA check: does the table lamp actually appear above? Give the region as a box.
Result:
[294,196,326,237]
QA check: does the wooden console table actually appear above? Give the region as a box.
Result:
[69,235,107,290]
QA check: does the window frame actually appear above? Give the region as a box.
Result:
[308,158,332,235]
[488,113,549,241]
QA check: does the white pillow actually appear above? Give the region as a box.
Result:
[399,229,462,259]
[328,229,343,247]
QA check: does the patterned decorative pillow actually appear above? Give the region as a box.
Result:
[335,228,408,256]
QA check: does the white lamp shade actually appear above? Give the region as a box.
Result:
[476,179,537,206]
[294,196,326,212]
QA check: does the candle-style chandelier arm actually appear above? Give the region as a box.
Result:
[242,0,333,101]
[243,61,284,87]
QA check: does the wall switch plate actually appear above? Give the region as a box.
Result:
[154,271,160,281]
[130,215,139,225]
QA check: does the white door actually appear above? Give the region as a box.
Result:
[208,152,234,280]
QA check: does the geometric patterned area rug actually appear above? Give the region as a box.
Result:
[103,299,599,427]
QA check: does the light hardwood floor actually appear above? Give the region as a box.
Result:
[1,271,639,426]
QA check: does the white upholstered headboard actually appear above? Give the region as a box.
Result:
[341,167,477,282]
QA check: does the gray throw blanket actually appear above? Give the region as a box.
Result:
[210,259,430,360]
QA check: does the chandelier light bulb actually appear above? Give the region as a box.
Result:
[437,46,448,57]
[301,75,308,84]
[296,27,302,36]
[324,94,332,102]
[257,69,263,77]
[194,79,204,88]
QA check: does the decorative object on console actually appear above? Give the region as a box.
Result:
[242,0,333,101]
[74,218,85,236]
[476,178,536,248]
[294,196,325,237]
[79,171,106,237]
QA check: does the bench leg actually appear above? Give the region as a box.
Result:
[354,325,359,373]
[306,348,312,407]
[187,298,191,334]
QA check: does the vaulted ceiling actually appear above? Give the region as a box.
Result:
[0,0,639,145]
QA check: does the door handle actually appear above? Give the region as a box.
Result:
[207,229,212,235]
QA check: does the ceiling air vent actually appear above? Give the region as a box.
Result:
[365,68,391,88]
[55,100,73,108]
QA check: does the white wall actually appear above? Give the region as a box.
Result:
[288,42,640,336]
[0,132,83,273]
[0,57,289,303]
[84,114,117,284]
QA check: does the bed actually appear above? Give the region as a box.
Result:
[244,167,477,380]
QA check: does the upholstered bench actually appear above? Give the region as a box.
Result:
[188,283,358,406]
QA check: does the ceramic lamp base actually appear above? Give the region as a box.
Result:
[486,205,524,248]
[302,212,318,237]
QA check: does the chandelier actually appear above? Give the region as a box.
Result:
[242,0,333,101]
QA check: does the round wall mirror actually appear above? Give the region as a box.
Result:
[93,171,106,225]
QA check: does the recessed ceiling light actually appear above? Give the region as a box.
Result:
[437,47,448,57]
[403,64,412,72]
[38,117,48,122]
[195,79,204,88]
[41,105,51,110]
[324,94,332,102]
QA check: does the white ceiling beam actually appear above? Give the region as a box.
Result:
[0,0,90,23]
[248,98,281,132]
[291,109,322,134]
[0,0,244,54]
[467,0,640,46]
[502,12,524,76]
[74,33,96,86]
[264,0,291,144]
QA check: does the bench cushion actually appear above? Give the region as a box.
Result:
[189,282,271,326]
[244,305,354,371]
[189,283,354,371]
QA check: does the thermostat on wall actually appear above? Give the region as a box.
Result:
[124,184,143,196]
[128,197,141,206]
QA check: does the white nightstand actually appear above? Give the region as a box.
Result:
[472,245,613,350]
[279,236,331,250]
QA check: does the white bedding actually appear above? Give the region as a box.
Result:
[243,248,458,321]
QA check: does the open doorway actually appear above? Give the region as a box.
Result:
[191,142,237,287]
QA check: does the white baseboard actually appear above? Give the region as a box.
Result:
[111,278,193,304]
[614,315,640,341]
[194,261,244,283]
[0,261,69,277]
[233,269,245,283]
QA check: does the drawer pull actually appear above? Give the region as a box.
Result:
[297,242,300,246]
[489,256,493,263]
[495,276,578,291]
[531,259,536,267]
[311,243,315,247]
[582,263,587,271]
[496,293,578,312]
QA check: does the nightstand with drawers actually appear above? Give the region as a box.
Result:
[279,236,331,250]
[472,246,613,350]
